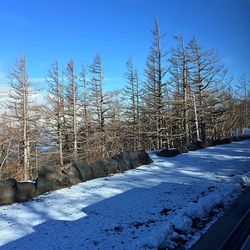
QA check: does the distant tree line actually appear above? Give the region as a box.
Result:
[0,19,249,180]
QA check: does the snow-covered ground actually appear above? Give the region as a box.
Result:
[0,140,250,250]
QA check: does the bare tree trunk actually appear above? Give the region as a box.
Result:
[56,64,64,166]
[100,62,105,132]
[192,92,200,141]
[156,18,163,149]
[22,56,30,180]
[72,64,78,159]
[90,54,108,158]
[23,74,29,180]
[47,62,64,166]
[66,60,78,160]
[182,38,189,147]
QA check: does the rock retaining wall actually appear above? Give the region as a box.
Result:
[157,136,250,158]
[0,151,152,205]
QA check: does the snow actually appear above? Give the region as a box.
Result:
[234,128,250,136]
[0,140,250,250]
[232,174,250,187]
[139,182,242,249]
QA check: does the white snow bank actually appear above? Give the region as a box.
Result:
[241,175,250,186]
[138,183,242,249]
[232,174,250,187]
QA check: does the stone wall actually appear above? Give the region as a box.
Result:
[0,151,152,205]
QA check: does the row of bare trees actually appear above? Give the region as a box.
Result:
[0,19,249,180]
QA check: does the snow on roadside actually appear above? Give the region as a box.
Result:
[138,182,242,249]
[0,140,249,250]
[232,174,250,187]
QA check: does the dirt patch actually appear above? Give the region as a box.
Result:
[160,208,171,216]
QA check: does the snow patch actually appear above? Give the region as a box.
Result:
[232,174,250,187]
[138,183,242,249]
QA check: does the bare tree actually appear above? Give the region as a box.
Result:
[89,54,109,157]
[123,57,141,151]
[143,18,167,149]
[90,54,107,132]
[7,55,34,180]
[78,65,92,159]
[236,75,250,133]
[169,35,192,147]
[46,61,65,166]
[65,59,78,160]
[188,37,228,143]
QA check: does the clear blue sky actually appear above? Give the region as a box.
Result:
[0,0,249,91]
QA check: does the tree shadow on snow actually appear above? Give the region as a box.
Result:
[0,182,199,250]
[1,140,249,249]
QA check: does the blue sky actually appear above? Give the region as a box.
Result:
[0,0,249,92]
